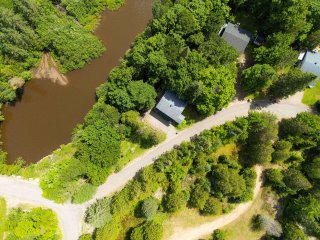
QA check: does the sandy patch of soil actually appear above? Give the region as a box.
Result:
[33,53,68,86]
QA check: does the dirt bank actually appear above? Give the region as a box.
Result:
[33,53,68,86]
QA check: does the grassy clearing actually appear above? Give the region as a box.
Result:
[212,143,238,158]
[19,144,76,179]
[220,188,271,240]
[116,140,146,171]
[302,80,320,106]
[162,207,221,239]
[0,197,6,239]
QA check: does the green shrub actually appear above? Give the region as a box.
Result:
[141,197,158,220]
[212,229,226,240]
[121,111,166,148]
[163,190,189,213]
[85,198,112,228]
[95,219,121,240]
[79,234,93,240]
[6,207,61,240]
[72,183,96,204]
[201,197,222,216]
[130,221,163,240]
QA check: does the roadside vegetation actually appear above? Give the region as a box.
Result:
[0,197,6,239]
[0,200,61,240]
[230,0,320,101]
[83,112,272,239]
[83,111,320,240]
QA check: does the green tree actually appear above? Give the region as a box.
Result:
[127,80,157,112]
[212,229,226,240]
[272,140,292,163]
[304,157,320,180]
[74,121,121,185]
[305,30,320,49]
[269,68,317,100]
[201,197,222,216]
[282,223,308,240]
[283,168,312,194]
[85,198,112,228]
[244,112,278,165]
[141,197,158,220]
[241,64,278,96]
[211,164,246,199]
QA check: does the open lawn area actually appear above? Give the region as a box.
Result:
[0,197,6,239]
[116,140,146,171]
[302,81,320,106]
[162,207,221,239]
[220,188,273,240]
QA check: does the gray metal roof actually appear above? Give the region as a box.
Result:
[155,91,187,124]
[300,51,320,87]
[221,23,252,53]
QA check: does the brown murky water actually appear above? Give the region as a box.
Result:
[1,0,153,163]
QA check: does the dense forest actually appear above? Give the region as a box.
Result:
[230,0,320,99]
[82,111,320,240]
[97,0,239,116]
[0,0,127,104]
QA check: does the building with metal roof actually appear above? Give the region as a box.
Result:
[300,51,320,88]
[155,91,187,124]
[220,23,252,53]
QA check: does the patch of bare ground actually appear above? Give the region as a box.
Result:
[33,53,68,86]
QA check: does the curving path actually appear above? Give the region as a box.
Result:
[169,166,263,240]
[0,97,310,240]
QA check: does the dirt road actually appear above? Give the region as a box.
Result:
[168,166,263,240]
[0,98,309,239]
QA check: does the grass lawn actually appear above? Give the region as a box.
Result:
[116,140,146,171]
[0,197,6,239]
[302,81,320,106]
[212,143,238,159]
[162,207,221,239]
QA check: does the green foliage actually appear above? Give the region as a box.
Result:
[71,182,96,204]
[244,112,278,165]
[59,0,124,29]
[253,33,298,70]
[272,140,292,163]
[283,168,312,194]
[95,218,121,240]
[304,29,320,49]
[279,112,320,149]
[211,164,246,199]
[74,121,121,185]
[212,229,226,240]
[96,0,236,117]
[285,195,320,238]
[40,157,86,203]
[163,189,189,213]
[84,102,120,126]
[304,157,320,180]
[130,221,163,240]
[141,197,158,220]
[104,80,157,113]
[6,207,61,240]
[282,223,308,240]
[85,197,112,228]
[121,111,166,148]
[0,0,106,104]
[0,198,6,239]
[241,64,278,96]
[269,68,317,100]
[79,234,93,240]
[189,178,210,209]
[201,197,223,216]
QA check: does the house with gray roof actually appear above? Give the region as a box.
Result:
[155,91,187,124]
[300,51,320,87]
[220,23,252,53]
